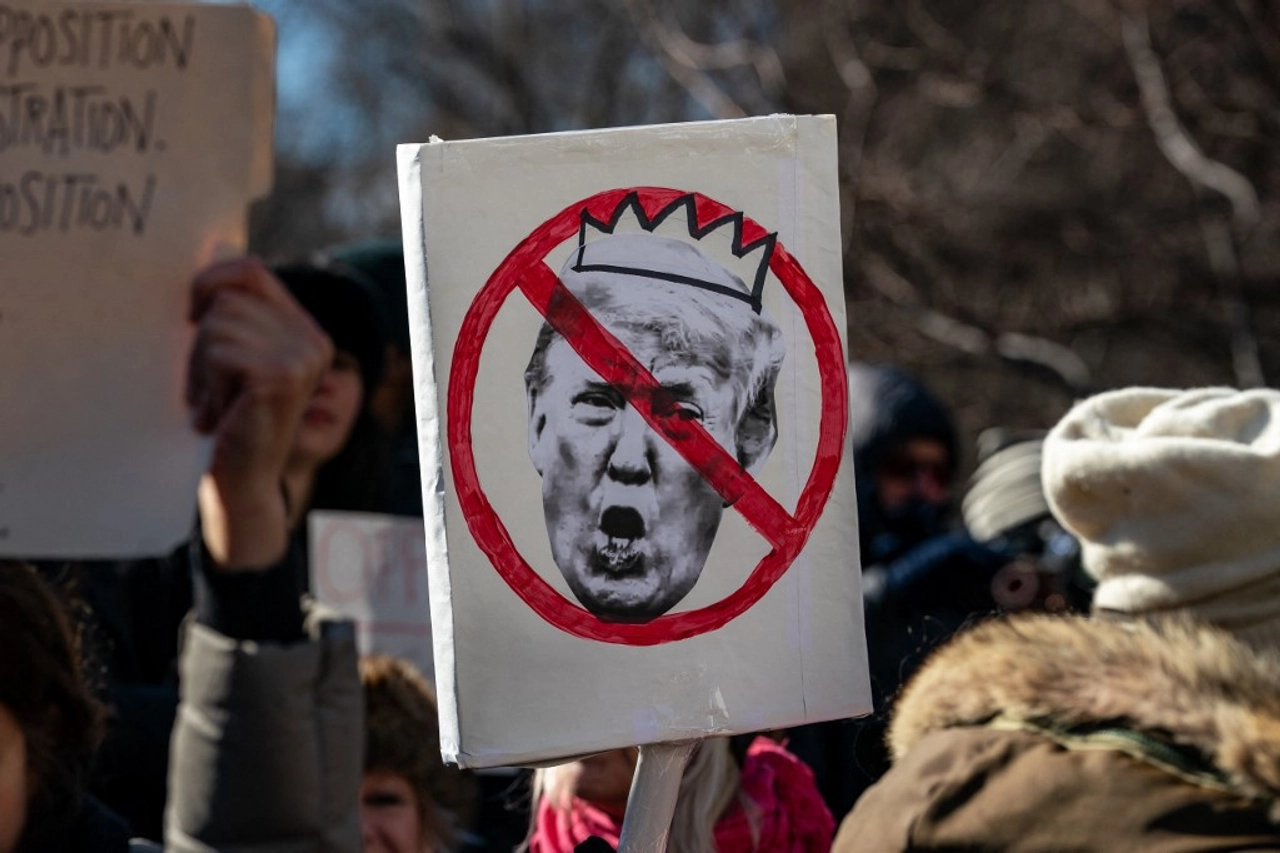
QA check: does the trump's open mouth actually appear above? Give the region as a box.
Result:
[591,506,646,574]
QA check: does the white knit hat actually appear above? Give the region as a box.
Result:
[1042,387,1280,650]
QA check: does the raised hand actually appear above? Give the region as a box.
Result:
[187,258,332,570]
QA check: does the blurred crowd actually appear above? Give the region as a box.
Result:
[7,231,1280,853]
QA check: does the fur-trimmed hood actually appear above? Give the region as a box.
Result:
[889,613,1280,803]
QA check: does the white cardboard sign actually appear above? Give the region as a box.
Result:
[309,510,435,682]
[0,1,274,558]
[399,115,870,768]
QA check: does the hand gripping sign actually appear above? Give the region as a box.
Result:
[448,187,848,645]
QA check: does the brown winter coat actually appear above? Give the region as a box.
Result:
[834,613,1280,852]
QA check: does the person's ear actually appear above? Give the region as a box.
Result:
[737,386,778,475]
[527,385,549,476]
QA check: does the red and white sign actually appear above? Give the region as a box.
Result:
[309,510,434,681]
[399,115,871,768]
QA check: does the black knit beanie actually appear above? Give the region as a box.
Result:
[272,262,387,394]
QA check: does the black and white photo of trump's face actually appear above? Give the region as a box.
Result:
[524,234,785,623]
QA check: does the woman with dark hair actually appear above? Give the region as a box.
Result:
[0,562,135,853]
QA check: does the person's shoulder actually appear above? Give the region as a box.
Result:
[859,612,1280,850]
[888,612,1280,764]
[834,725,1037,851]
[838,724,1280,852]
[737,735,835,846]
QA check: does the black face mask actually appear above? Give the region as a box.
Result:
[865,496,950,565]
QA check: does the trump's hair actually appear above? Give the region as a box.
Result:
[524,270,785,473]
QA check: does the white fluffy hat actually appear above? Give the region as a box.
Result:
[1043,387,1280,649]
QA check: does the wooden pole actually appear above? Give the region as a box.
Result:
[616,741,698,853]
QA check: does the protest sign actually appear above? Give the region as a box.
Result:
[0,1,274,557]
[399,115,871,768]
[309,509,435,681]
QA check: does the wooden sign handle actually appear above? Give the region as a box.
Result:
[616,741,698,853]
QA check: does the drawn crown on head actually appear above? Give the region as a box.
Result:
[571,191,776,315]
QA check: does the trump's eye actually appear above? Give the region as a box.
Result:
[653,397,703,422]
[573,389,620,409]
[572,389,622,423]
[674,402,704,421]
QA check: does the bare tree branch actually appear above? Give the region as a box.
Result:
[969,113,1054,195]
[821,0,879,256]
[821,0,875,93]
[1123,9,1265,387]
[864,255,1094,391]
[905,0,966,56]
[1121,13,1261,226]
[626,0,750,118]
[995,333,1093,390]
[1200,216,1265,387]
[576,16,636,128]
[643,4,787,96]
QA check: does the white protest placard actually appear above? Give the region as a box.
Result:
[0,1,274,558]
[399,115,871,768]
[308,509,435,682]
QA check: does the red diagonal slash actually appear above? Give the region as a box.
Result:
[517,262,799,549]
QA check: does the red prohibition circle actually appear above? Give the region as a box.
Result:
[447,187,848,645]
